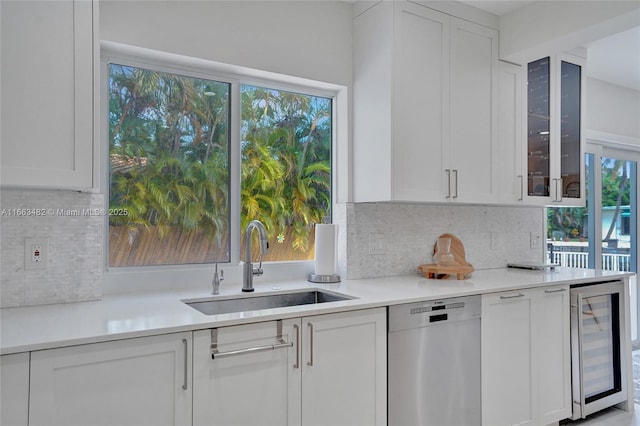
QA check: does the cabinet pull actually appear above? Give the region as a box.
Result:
[307,323,314,367]
[557,178,563,202]
[210,320,293,360]
[545,288,567,294]
[182,338,188,390]
[517,175,524,201]
[293,324,300,369]
[445,169,451,199]
[553,178,563,202]
[500,293,525,300]
[453,169,458,199]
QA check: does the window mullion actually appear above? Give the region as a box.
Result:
[229,82,242,265]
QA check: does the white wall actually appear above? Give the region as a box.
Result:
[586,78,640,142]
[500,1,640,64]
[100,0,353,86]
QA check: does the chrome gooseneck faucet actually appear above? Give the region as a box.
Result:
[242,220,269,292]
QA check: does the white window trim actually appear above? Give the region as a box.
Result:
[100,41,348,294]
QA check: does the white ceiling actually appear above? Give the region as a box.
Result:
[460,0,640,91]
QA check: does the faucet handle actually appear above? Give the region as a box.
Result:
[252,266,263,277]
[219,269,224,282]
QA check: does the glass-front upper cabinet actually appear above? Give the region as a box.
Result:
[527,57,551,197]
[525,53,585,206]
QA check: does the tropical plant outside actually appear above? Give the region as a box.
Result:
[108,64,331,267]
[547,156,631,242]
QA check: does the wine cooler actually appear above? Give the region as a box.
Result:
[570,280,628,419]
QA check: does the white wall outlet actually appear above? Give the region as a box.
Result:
[530,232,542,249]
[490,231,499,250]
[368,234,386,255]
[25,238,48,269]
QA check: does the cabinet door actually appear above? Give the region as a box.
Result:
[497,61,525,203]
[524,53,585,206]
[1,353,30,426]
[552,52,585,206]
[392,2,449,201]
[0,0,94,189]
[193,320,301,426]
[482,291,537,426]
[301,308,386,426]
[538,285,572,424]
[449,17,499,203]
[29,333,192,426]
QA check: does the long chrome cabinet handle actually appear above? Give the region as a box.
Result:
[453,169,458,199]
[293,324,300,369]
[500,293,525,300]
[445,169,451,199]
[577,294,586,415]
[557,178,563,202]
[182,338,188,390]
[545,288,567,294]
[307,323,314,367]
[212,341,293,359]
[517,175,524,201]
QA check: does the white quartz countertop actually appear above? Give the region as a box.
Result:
[1,267,633,355]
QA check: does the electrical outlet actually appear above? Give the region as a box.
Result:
[25,238,48,269]
[490,231,499,250]
[530,232,542,249]
[369,234,386,255]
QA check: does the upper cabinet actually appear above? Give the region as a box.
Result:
[352,1,501,203]
[524,53,585,206]
[0,0,97,191]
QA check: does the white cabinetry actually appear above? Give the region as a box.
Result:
[193,308,387,426]
[497,61,525,203]
[29,332,192,426]
[193,319,301,425]
[301,309,387,426]
[353,1,499,203]
[1,353,30,426]
[481,285,571,426]
[0,0,96,190]
[538,285,572,424]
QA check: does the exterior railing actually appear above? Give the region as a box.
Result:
[548,251,631,271]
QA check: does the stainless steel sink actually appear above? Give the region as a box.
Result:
[184,289,354,315]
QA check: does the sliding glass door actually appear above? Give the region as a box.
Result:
[547,143,638,344]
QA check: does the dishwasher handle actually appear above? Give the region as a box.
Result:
[429,313,448,323]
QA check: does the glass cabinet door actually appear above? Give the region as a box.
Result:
[527,57,551,197]
[560,61,582,199]
[526,54,584,204]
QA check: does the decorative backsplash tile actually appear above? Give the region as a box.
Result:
[337,203,545,279]
[0,189,105,308]
[1,189,544,307]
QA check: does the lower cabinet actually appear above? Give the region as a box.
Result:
[481,285,571,426]
[1,353,30,426]
[193,308,387,426]
[29,332,192,426]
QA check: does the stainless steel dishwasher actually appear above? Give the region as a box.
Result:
[388,295,481,426]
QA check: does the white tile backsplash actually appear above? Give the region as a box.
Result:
[0,189,544,307]
[337,202,545,279]
[1,189,104,308]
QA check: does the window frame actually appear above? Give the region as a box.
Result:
[100,42,346,292]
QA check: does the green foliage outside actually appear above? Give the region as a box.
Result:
[109,64,231,244]
[547,157,630,241]
[241,86,331,253]
[108,65,331,265]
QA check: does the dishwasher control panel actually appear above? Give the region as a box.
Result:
[388,295,481,332]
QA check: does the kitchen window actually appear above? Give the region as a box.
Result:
[106,54,333,268]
